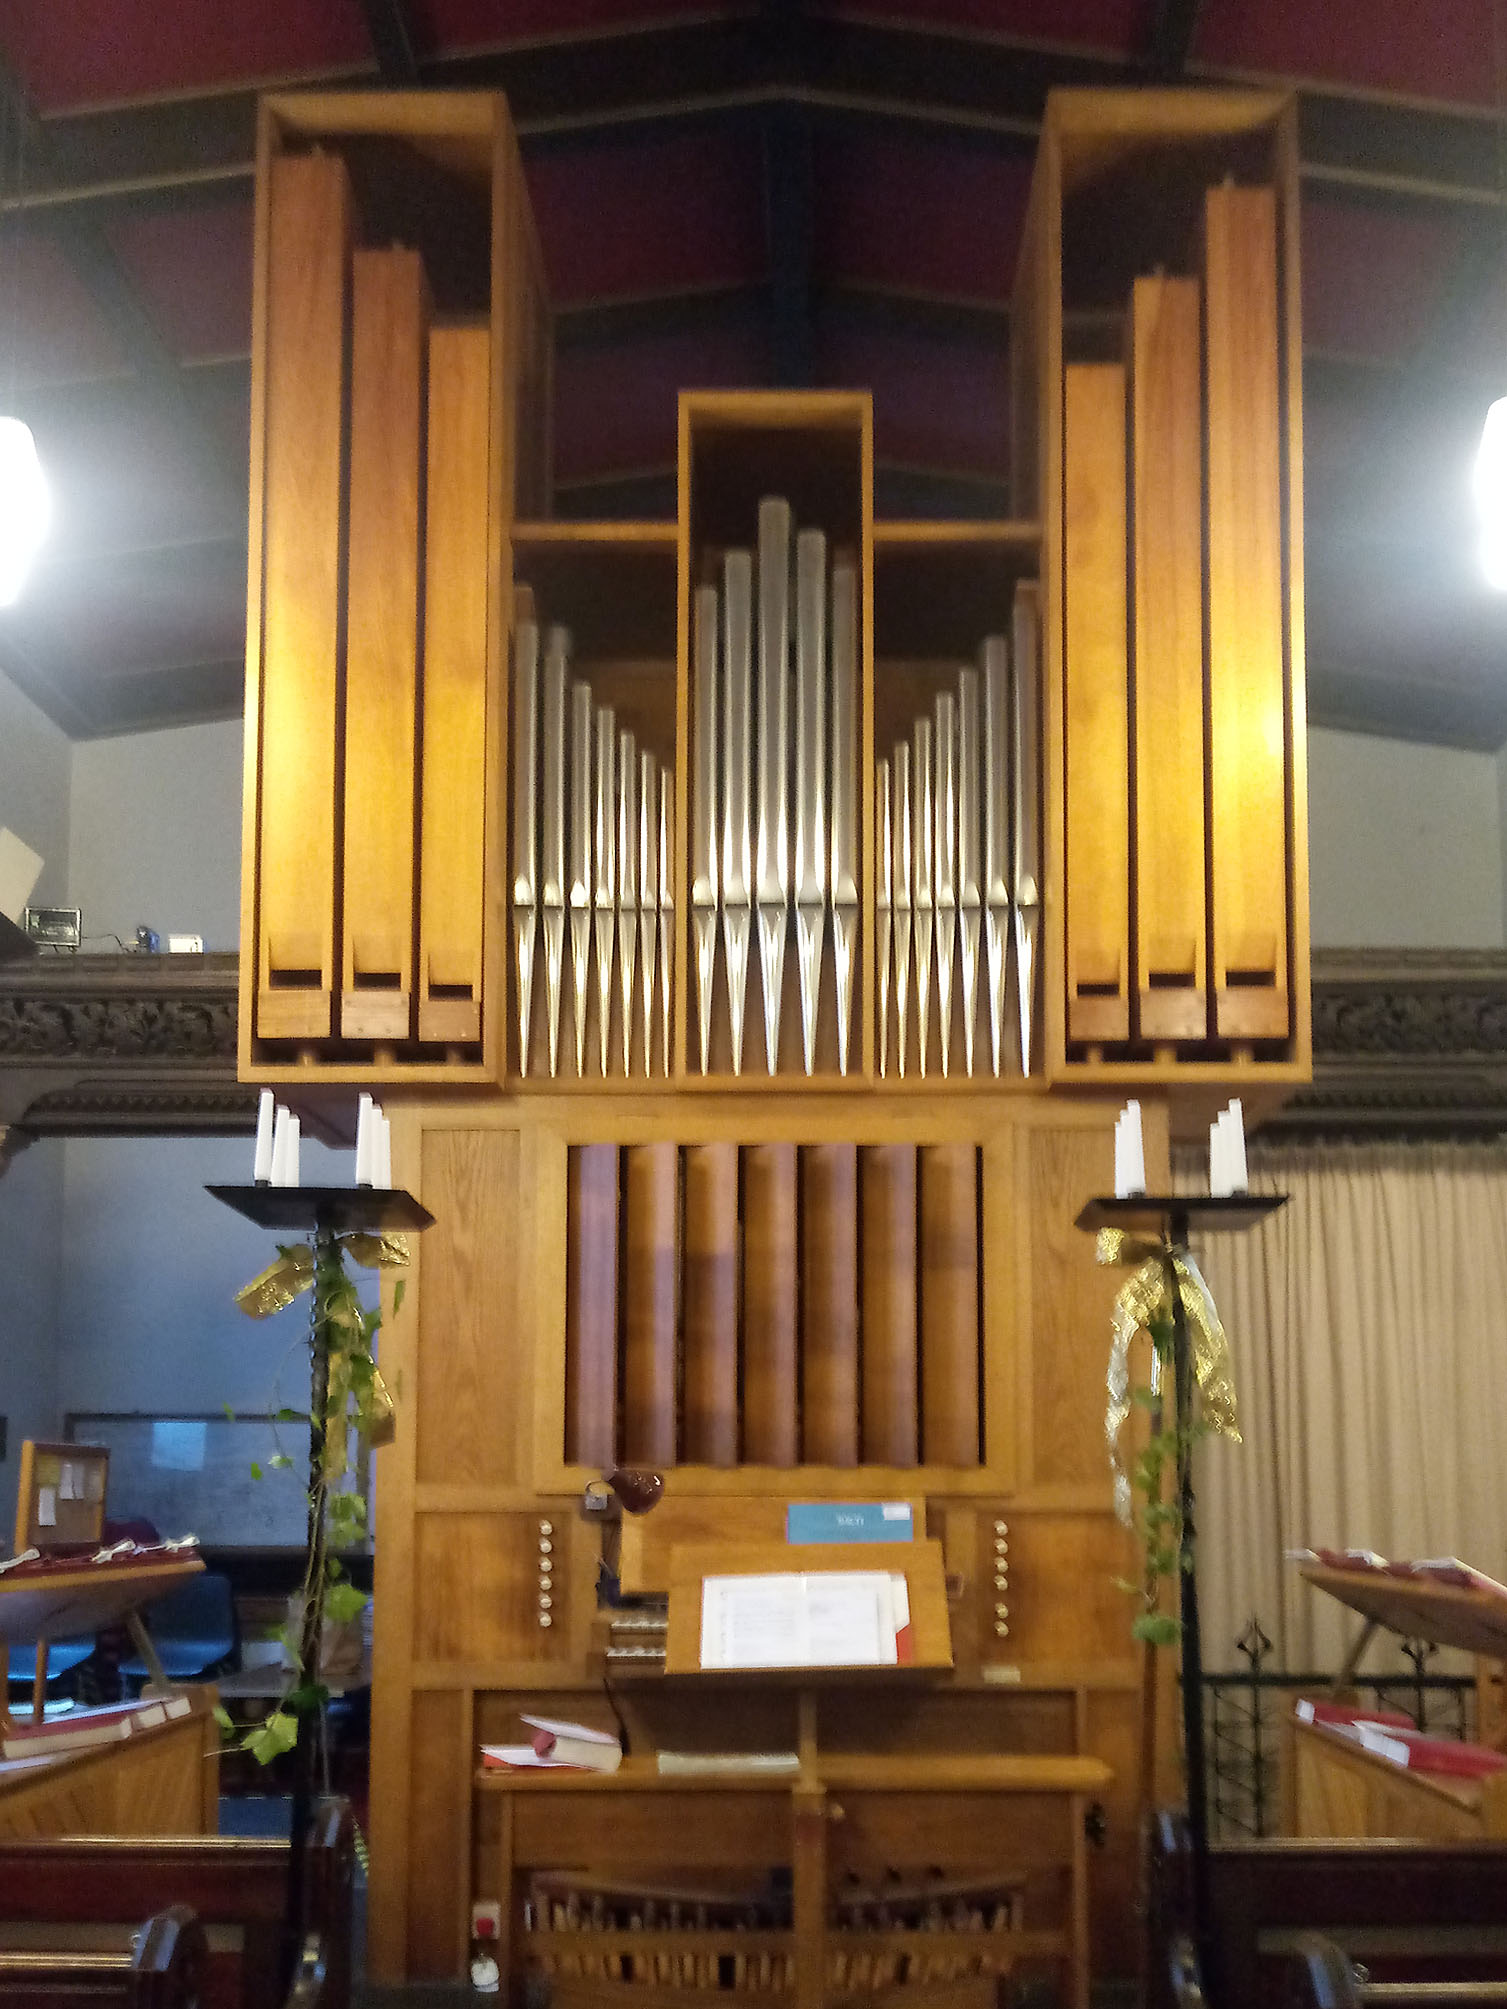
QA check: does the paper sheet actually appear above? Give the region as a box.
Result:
[700,1571,901,1671]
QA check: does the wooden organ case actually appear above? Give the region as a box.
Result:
[239,88,1310,2006]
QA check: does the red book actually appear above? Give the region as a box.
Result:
[2,1697,189,1762]
[1355,1724,1507,1778]
[1295,1698,1412,1731]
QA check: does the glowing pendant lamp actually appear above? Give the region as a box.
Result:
[0,413,48,606]
[0,66,48,608]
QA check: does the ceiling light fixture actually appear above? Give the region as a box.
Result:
[0,69,48,608]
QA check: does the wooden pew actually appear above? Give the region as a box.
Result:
[0,1905,204,2009]
[0,1800,353,2009]
[1292,1933,1507,2007]
[1146,1810,1507,2009]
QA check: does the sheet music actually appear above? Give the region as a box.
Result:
[699,1571,902,1670]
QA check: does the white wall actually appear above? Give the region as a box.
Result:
[56,1133,347,1429]
[69,718,243,950]
[0,664,70,909]
[0,665,71,1507]
[0,1139,63,1511]
[1309,727,1504,950]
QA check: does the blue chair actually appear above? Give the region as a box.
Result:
[7,1637,95,1689]
[120,1571,238,1684]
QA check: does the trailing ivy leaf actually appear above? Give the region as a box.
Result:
[222,1402,236,1422]
[269,1453,292,1471]
[246,1711,299,1765]
[286,1681,330,1715]
[250,1462,264,1481]
[393,1279,406,1316]
[213,1704,236,1735]
[1132,1613,1181,1648]
[325,1582,368,1626]
[274,1407,308,1424]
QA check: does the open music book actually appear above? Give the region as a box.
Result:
[699,1571,912,1671]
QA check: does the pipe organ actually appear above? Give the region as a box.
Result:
[240,85,1309,2006]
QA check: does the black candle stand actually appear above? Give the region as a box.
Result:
[1076,1191,1286,1996]
[207,1183,433,1986]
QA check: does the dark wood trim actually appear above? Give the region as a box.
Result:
[2,948,1505,1143]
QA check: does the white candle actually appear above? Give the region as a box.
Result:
[375,1111,392,1190]
[270,1106,291,1187]
[288,1114,301,1188]
[1125,1099,1145,1195]
[1228,1097,1247,1193]
[355,1093,374,1187]
[253,1089,275,1185]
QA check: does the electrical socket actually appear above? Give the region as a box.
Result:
[471,1901,501,1941]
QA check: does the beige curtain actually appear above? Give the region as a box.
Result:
[1174,1142,1507,1674]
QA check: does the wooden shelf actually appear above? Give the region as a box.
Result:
[872,519,1039,549]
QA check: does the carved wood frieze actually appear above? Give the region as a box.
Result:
[0,946,1504,1140]
[1273,948,1507,1140]
[0,950,250,1137]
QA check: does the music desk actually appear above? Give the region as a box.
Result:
[474,1745,1112,2009]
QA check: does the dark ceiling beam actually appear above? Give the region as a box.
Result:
[1146,0,1204,81]
[8,17,1507,223]
[760,0,815,386]
[359,0,421,87]
[0,59,245,530]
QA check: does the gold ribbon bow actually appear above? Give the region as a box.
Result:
[1099,1227,1240,1527]
[234,1232,408,1449]
[235,1232,410,1318]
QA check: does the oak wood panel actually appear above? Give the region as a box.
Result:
[621,1142,679,1466]
[1006,1514,1136,1665]
[1129,274,1206,1043]
[255,151,350,1043]
[919,1144,981,1466]
[341,247,427,1042]
[800,1142,859,1466]
[681,1143,739,1466]
[1063,363,1129,1046]
[564,1143,620,1469]
[1205,184,1289,1043]
[1022,1121,1117,1491]
[508,1789,792,1867]
[0,1704,217,1840]
[742,1142,799,1466]
[1290,1721,1507,1841]
[415,1128,520,1486]
[828,1793,1072,1877]
[412,1514,565,1664]
[1083,1688,1143,1976]
[406,1690,471,1978]
[419,324,490,1046]
[860,1144,918,1466]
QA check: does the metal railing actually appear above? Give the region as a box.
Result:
[1197,1617,1476,1839]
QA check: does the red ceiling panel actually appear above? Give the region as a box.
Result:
[814,131,1028,304]
[815,319,1007,473]
[1300,196,1463,362]
[554,324,769,482]
[7,235,126,387]
[1195,0,1497,109]
[0,0,370,113]
[105,202,255,363]
[413,0,723,56]
[832,0,1153,58]
[528,131,765,305]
